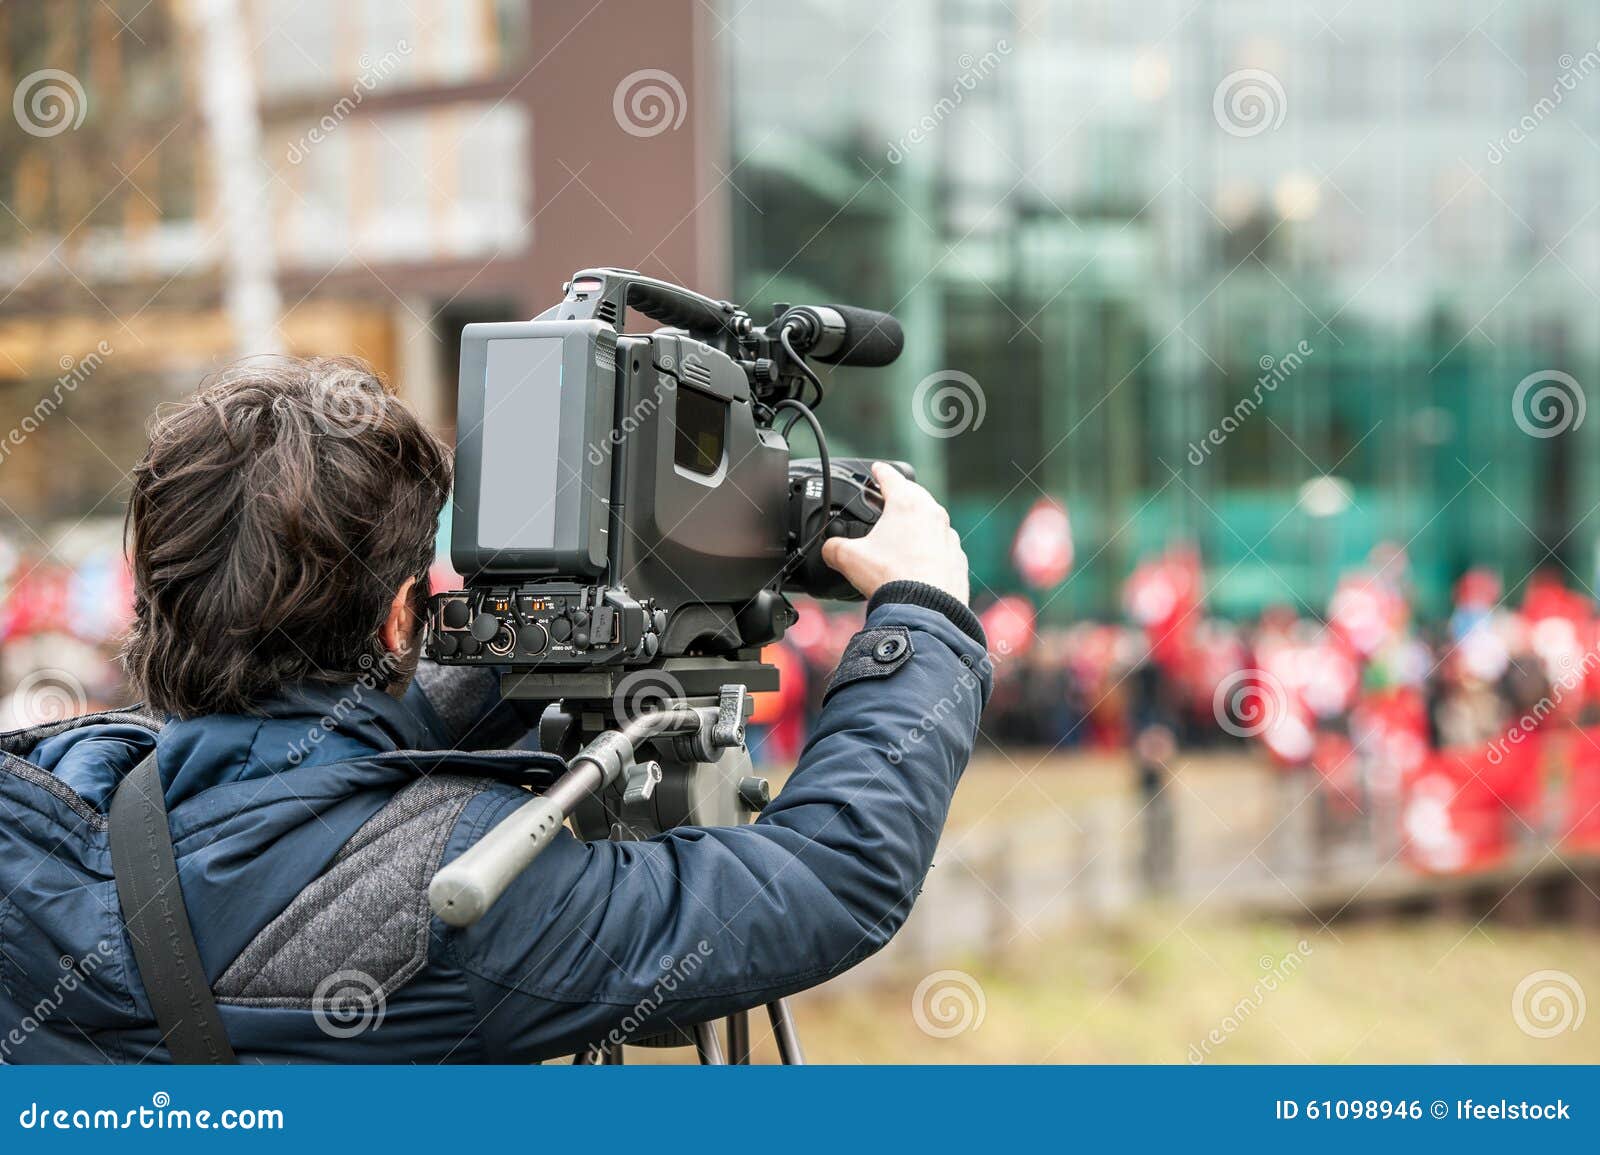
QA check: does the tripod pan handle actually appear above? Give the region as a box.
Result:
[429,794,567,927]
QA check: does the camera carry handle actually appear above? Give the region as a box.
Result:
[547,267,743,338]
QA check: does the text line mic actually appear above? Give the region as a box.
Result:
[780,305,904,367]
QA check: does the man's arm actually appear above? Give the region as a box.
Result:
[436,465,988,1059]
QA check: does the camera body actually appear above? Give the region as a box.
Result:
[426,268,905,673]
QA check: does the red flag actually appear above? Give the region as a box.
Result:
[1011,497,1074,589]
[979,595,1037,660]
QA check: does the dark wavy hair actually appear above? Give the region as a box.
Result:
[121,356,451,718]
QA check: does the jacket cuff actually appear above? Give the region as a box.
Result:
[868,580,986,648]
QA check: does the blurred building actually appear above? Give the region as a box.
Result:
[2,0,1598,621]
[0,0,725,525]
[725,0,1600,617]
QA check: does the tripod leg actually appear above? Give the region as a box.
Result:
[765,1000,805,1065]
[575,1039,624,1064]
[693,1021,726,1065]
[726,1011,751,1064]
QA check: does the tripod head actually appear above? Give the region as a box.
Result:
[428,660,773,928]
[427,659,808,1064]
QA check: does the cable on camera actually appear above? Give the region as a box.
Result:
[772,396,832,587]
[778,322,825,408]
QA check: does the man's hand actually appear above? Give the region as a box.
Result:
[821,462,970,605]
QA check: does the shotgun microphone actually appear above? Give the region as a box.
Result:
[778,304,904,367]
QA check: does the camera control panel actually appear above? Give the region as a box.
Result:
[425,583,667,668]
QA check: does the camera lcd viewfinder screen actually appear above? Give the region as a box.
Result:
[479,336,564,549]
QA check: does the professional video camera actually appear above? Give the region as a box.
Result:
[424,266,905,678]
[425,269,905,1064]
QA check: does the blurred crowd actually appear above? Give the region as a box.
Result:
[5,528,1600,875]
[757,544,1600,877]
[0,526,132,729]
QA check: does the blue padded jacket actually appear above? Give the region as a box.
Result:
[0,597,988,1062]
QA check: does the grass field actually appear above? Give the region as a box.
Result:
[629,914,1599,1064]
[771,746,1279,836]
[633,750,1600,1064]
[782,915,1599,1063]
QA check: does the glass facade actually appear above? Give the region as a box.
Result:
[725,0,1600,618]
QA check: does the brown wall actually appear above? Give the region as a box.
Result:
[274,0,730,318]
[517,0,728,308]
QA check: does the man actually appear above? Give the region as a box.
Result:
[0,356,987,1063]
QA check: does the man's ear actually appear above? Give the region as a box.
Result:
[381,576,419,657]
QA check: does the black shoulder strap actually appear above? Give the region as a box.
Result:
[109,752,237,1064]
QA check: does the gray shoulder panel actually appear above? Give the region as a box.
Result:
[0,707,160,758]
[412,660,502,744]
[215,773,496,1006]
[0,708,162,829]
